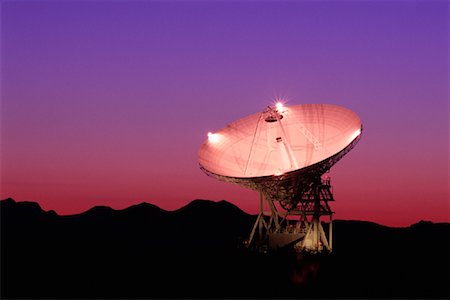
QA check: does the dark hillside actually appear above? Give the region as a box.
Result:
[1,198,448,299]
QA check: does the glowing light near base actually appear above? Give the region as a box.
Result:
[207,132,220,143]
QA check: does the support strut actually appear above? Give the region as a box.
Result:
[247,176,334,253]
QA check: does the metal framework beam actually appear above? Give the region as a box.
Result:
[246,176,334,253]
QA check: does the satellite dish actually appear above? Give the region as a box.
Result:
[198,103,362,253]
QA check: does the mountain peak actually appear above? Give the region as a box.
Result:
[174,199,247,215]
[126,201,165,210]
[83,205,116,215]
[1,197,15,203]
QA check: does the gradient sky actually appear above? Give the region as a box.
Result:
[1,1,448,226]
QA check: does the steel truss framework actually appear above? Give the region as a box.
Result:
[200,133,362,253]
[247,176,334,252]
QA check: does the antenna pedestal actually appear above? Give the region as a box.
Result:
[247,177,334,253]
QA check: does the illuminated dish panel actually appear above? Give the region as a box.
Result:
[198,104,362,180]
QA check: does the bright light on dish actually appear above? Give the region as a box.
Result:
[208,132,220,143]
[274,169,284,176]
[275,101,288,115]
[275,102,284,111]
[349,129,361,141]
[275,102,285,112]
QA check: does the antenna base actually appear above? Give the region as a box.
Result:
[246,176,334,254]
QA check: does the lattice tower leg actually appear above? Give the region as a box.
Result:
[295,180,333,253]
[247,190,281,249]
[247,179,334,253]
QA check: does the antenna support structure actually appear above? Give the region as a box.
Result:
[246,175,334,253]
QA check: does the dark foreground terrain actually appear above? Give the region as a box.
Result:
[1,198,449,299]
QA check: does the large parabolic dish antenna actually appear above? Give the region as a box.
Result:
[198,103,362,253]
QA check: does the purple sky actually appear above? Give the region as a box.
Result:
[1,1,448,226]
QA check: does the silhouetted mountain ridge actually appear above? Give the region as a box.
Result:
[1,198,448,299]
[1,197,249,217]
[1,198,443,228]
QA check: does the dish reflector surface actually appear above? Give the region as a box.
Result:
[198,104,362,179]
